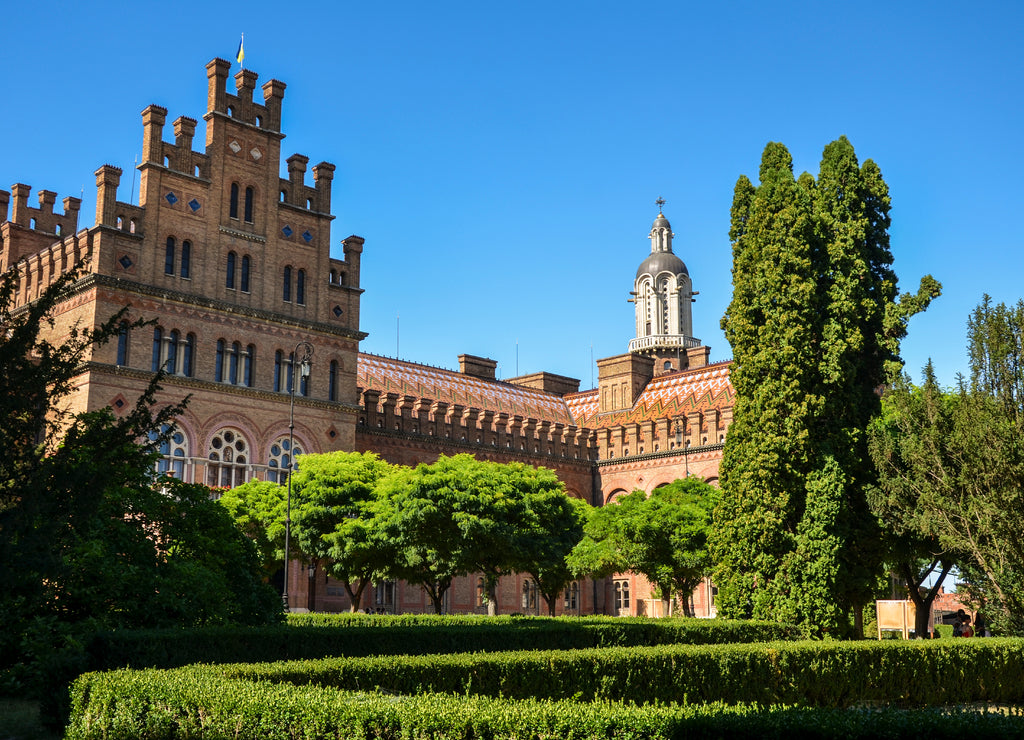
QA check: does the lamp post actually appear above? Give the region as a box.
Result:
[673,415,689,478]
[282,340,313,611]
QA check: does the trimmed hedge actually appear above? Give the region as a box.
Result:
[219,638,1024,708]
[86,616,798,671]
[67,667,1024,740]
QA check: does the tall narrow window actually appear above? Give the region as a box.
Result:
[215,339,225,382]
[164,237,175,275]
[229,341,241,384]
[226,252,236,289]
[283,266,292,302]
[151,328,163,372]
[244,187,254,223]
[296,269,306,305]
[166,330,180,373]
[244,345,255,387]
[240,255,251,292]
[328,360,338,401]
[116,321,129,366]
[229,183,239,219]
[274,350,283,392]
[183,334,196,377]
[287,351,295,393]
[180,240,191,278]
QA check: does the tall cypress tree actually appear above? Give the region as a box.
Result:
[713,138,940,635]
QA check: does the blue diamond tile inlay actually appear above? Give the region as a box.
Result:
[188,198,201,212]
[119,255,133,269]
[332,306,343,317]
[165,192,178,205]
[302,230,313,243]
[282,225,293,237]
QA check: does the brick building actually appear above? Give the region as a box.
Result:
[1,59,733,618]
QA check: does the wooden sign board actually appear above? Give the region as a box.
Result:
[876,600,917,639]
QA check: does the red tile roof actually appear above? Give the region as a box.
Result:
[357,353,576,425]
[565,361,733,428]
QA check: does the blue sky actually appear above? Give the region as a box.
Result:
[3,1,1021,389]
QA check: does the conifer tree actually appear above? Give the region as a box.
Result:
[713,138,940,635]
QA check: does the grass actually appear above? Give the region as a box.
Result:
[0,699,60,740]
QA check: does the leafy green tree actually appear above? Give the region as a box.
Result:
[0,263,280,701]
[569,478,715,617]
[375,456,479,613]
[218,479,287,575]
[509,468,586,616]
[871,297,1024,635]
[290,451,395,612]
[713,138,940,636]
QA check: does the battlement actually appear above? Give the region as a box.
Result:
[7,228,92,305]
[139,105,212,178]
[205,58,285,133]
[279,156,335,214]
[358,388,599,462]
[2,183,81,237]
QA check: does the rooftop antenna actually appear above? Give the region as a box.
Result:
[396,312,400,358]
[516,339,519,377]
[591,344,594,389]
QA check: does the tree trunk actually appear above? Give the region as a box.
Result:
[900,559,954,638]
[344,577,368,613]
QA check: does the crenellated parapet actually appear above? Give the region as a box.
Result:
[357,386,598,463]
[279,155,335,215]
[205,58,285,133]
[1,183,83,271]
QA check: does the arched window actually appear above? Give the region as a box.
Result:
[267,436,303,484]
[164,237,175,275]
[244,187,254,223]
[613,580,630,612]
[226,251,236,289]
[274,350,283,392]
[215,339,225,382]
[286,351,295,393]
[150,424,189,480]
[183,333,196,377]
[328,360,338,401]
[229,341,241,384]
[283,266,292,302]
[240,255,251,292]
[55,223,62,236]
[166,330,180,373]
[207,428,250,488]
[296,269,306,305]
[116,321,129,366]
[244,344,255,387]
[229,183,239,219]
[564,581,580,610]
[180,240,191,278]
[129,218,137,234]
[151,327,163,372]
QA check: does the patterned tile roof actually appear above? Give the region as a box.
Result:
[357,353,576,425]
[565,361,734,429]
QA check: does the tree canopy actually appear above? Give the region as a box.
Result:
[713,138,940,636]
[870,297,1024,635]
[570,478,715,617]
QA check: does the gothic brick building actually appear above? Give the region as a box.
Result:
[1,59,733,618]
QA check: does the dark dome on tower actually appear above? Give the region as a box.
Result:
[636,250,688,280]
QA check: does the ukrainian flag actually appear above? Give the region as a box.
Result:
[236,35,245,66]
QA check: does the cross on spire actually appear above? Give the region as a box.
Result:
[655,196,666,213]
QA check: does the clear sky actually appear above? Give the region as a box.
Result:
[2,1,1021,389]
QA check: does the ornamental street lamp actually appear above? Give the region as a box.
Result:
[282,340,313,611]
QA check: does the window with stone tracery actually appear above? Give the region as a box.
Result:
[207,428,251,488]
[267,436,303,484]
[149,423,189,481]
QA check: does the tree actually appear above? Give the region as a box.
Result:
[713,138,940,636]
[375,456,480,613]
[569,478,715,617]
[510,469,586,617]
[290,451,395,612]
[0,264,280,700]
[218,479,287,576]
[870,298,1024,635]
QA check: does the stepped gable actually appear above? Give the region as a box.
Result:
[357,353,576,425]
[566,360,733,428]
